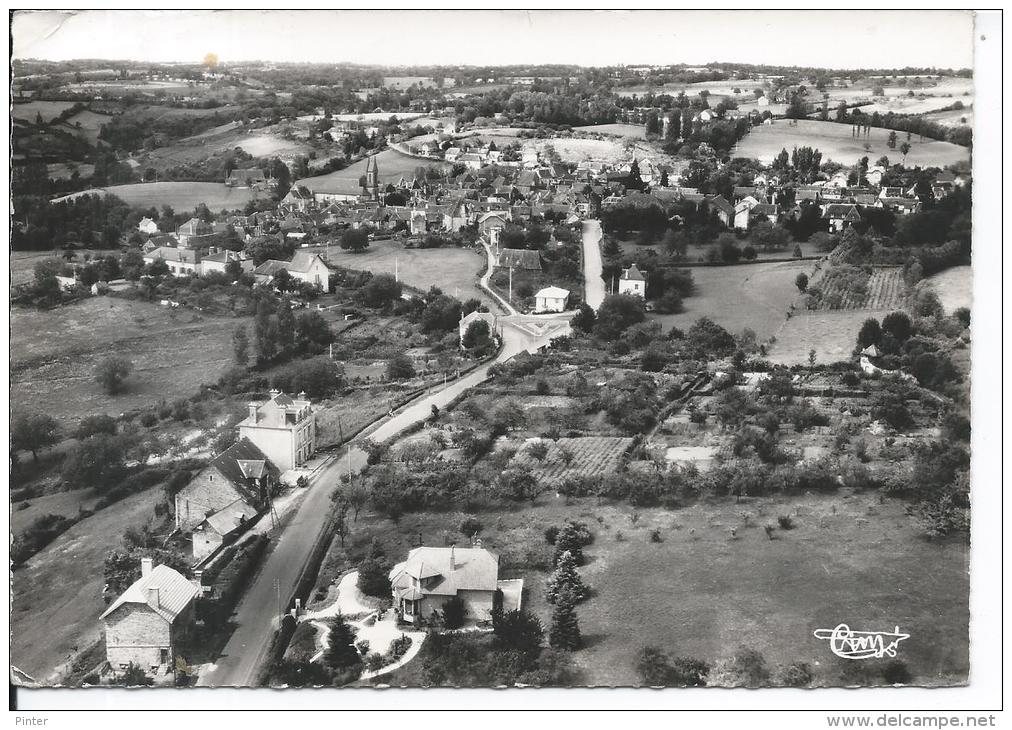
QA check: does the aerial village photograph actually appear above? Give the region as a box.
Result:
[7,7,1003,723]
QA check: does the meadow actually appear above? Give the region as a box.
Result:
[573,123,647,139]
[297,149,445,193]
[315,238,488,302]
[11,100,78,123]
[51,181,258,210]
[767,309,892,366]
[11,297,244,428]
[649,260,818,342]
[925,265,972,314]
[735,119,970,168]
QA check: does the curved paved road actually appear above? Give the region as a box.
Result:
[582,219,606,310]
[198,301,566,686]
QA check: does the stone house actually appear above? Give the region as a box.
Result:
[100,558,200,678]
[238,390,316,474]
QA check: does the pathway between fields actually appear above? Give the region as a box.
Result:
[581,219,606,310]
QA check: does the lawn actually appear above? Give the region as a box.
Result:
[649,260,818,342]
[296,149,445,193]
[10,483,165,682]
[925,265,972,314]
[315,239,488,302]
[11,100,78,123]
[51,181,258,210]
[735,119,970,168]
[11,297,246,428]
[767,309,893,366]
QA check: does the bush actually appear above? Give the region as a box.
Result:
[442,596,467,629]
[777,515,794,530]
[11,513,77,566]
[75,414,118,440]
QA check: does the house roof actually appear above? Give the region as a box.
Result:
[706,195,734,216]
[389,546,499,599]
[144,246,200,264]
[202,500,259,537]
[100,564,199,624]
[824,204,862,220]
[535,286,570,299]
[210,438,280,491]
[496,248,542,271]
[621,263,646,281]
[240,391,313,430]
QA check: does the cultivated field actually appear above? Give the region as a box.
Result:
[11,297,245,427]
[767,309,893,366]
[51,181,258,210]
[921,107,974,129]
[815,267,906,310]
[735,120,970,168]
[925,265,972,313]
[649,260,818,342]
[313,239,487,302]
[10,483,165,681]
[573,123,647,139]
[297,149,445,194]
[508,436,633,480]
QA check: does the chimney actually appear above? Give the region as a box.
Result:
[147,587,160,608]
[141,557,153,577]
[449,544,456,571]
[269,388,280,399]
[247,402,258,423]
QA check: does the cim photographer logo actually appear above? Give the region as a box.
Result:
[814,624,910,660]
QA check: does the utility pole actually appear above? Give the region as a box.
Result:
[273,578,281,625]
[508,266,513,303]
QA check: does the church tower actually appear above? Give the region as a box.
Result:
[365,155,380,202]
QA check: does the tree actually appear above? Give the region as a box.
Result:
[116,663,153,687]
[254,299,277,363]
[95,357,133,395]
[232,325,250,366]
[12,413,60,463]
[61,434,127,490]
[594,293,646,340]
[442,596,467,629]
[332,497,351,548]
[899,141,911,163]
[325,614,362,672]
[357,539,391,598]
[882,311,913,342]
[856,318,882,349]
[548,586,581,650]
[121,249,145,281]
[357,273,402,308]
[795,273,809,292]
[553,521,592,566]
[75,414,117,441]
[386,353,416,380]
[545,550,588,604]
[887,130,898,149]
[276,297,296,355]
[340,228,370,253]
[491,608,544,656]
[461,319,494,357]
[570,303,596,334]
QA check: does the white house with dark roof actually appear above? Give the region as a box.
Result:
[618,263,646,297]
[138,217,159,235]
[534,285,570,313]
[100,558,200,678]
[238,390,316,473]
[389,546,501,624]
[199,248,254,278]
[253,251,330,292]
[143,246,201,276]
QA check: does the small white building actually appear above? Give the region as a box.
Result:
[138,217,160,235]
[238,390,316,474]
[534,286,570,313]
[618,264,646,297]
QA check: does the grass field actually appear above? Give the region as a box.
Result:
[767,309,893,366]
[11,100,78,123]
[51,181,258,210]
[369,491,967,687]
[925,265,972,313]
[10,483,164,681]
[735,120,970,168]
[11,297,245,428]
[11,488,100,535]
[46,162,96,181]
[312,239,488,301]
[62,110,112,144]
[573,123,647,139]
[921,107,974,128]
[649,260,818,341]
[297,149,445,194]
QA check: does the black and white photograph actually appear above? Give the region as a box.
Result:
[6,6,1003,721]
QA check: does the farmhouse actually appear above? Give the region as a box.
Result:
[478,211,509,245]
[705,195,735,227]
[175,438,280,560]
[389,545,501,624]
[238,389,316,474]
[100,558,199,680]
[618,264,646,297]
[253,251,331,292]
[823,203,863,233]
[177,218,213,246]
[143,246,201,276]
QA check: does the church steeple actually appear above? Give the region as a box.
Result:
[365,155,380,201]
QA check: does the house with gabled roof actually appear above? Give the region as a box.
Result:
[175,437,280,559]
[496,247,542,271]
[100,557,200,679]
[618,264,646,297]
[253,250,330,292]
[823,203,863,232]
[389,546,501,624]
[705,194,735,227]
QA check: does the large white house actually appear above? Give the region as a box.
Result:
[389,546,501,624]
[237,390,316,473]
[253,251,331,292]
[534,286,570,313]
